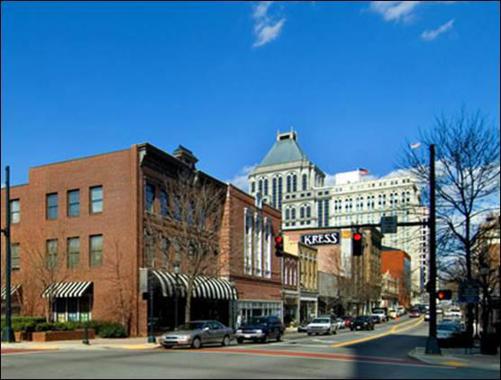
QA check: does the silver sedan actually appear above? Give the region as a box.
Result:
[159,320,234,349]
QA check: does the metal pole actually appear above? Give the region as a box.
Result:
[425,144,441,355]
[148,269,155,343]
[2,166,15,343]
[174,272,178,331]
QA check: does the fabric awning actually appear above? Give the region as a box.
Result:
[151,270,237,300]
[1,284,21,300]
[42,281,92,298]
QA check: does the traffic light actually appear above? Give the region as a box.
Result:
[352,231,363,256]
[437,289,452,301]
[274,234,284,257]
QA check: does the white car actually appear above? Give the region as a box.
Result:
[444,308,462,319]
[306,317,338,336]
[387,309,398,319]
[371,309,387,323]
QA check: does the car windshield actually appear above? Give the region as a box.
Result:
[177,322,206,330]
[372,309,385,313]
[311,318,330,324]
[249,317,269,325]
[355,317,368,322]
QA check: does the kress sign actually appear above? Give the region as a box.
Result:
[301,231,340,246]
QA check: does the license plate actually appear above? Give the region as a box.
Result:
[244,335,251,338]
[356,326,361,330]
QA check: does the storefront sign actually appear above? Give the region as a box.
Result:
[301,232,340,246]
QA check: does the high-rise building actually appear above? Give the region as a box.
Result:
[248,131,429,299]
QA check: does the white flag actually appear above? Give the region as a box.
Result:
[410,142,421,149]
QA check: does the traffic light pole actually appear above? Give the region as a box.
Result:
[1,166,15,343]
[425,144,441,355]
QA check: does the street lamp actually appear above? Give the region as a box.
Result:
[147,268,156,343]
[1,166,15,343]
[173,259,180,331]
[411,143,441,355]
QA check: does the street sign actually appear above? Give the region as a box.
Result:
[380,216,397,234]
[458,280,480,304]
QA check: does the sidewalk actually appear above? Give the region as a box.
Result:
[1,337,162,351]
[409,346,500,371]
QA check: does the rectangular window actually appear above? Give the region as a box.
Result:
[67,190,80,217]
[46,193,58,220]
[10,199,20,224]
[160,190,169,217]
[46,239,58,269]
[11,243,20,270]
[244,208,253,275]
[90,186,103,214]
[67,237,80,269]
[145,183,155,213]
[89,235,103,267]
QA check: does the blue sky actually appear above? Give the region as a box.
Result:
[1,1,499,188]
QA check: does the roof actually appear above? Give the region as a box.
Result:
[258,133,311,168]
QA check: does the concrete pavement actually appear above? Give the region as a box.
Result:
[409,346,500,371]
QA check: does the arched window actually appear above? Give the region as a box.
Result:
[278,177,283,210]
[285,208,290,220]
[306,205,311,218]
[291,208,296,220]
[258,179,263,194]
[250,181,255,193]
[286,175,292,193]
[272,178,277,207]
[292,174,297,192]
[300,207,305,219]
[264,178,269,196]
[302,174,308,191]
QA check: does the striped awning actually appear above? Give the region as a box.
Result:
[42,281,92,298]
[1,284,21,300]
[151,270,237,300]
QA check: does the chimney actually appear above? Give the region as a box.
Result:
[276,131,297,142]
[173,145,198,169]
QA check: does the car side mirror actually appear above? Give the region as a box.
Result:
[203,327,210,332]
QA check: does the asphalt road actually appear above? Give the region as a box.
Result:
[2,318,499,379]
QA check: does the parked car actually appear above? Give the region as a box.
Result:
[297,320,310,333]
[371,308,387,323]
[387,308,398,319]
[335,318,346,329]
[370,315,380,325]
[235,315,284,344]
[343,316,354,329]
[307,316,338,336]
[397,307,406,317]
[437,321,464,347]
[159,320,234,349]
[350,316,375,331]
[408,308,421,318]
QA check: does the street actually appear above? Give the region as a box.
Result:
[2,318,499,379]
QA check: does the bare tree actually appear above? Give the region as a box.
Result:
[144,168,226,323]
[105,238,136,335]
[402,108,500,337]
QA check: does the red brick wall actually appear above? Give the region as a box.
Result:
[381,249,411,308]
[1,147,142,334]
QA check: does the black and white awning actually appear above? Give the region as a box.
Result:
[151,270,237,300]
[42,281,92,298]
[1,284,21,300]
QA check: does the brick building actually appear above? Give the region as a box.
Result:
[380,247,412,309]
[1,143,283,336]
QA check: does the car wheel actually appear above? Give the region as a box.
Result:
[261,334,268,343]
[237,338,243,344]
[191,337,202,349]
[307,332,312,336]
[222,335,230,347]
[276,333,282,342]
[162,344,173,349]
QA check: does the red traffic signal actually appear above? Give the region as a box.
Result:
[437,289,452,300]
[275,235,284,257]
[352,232,363,256]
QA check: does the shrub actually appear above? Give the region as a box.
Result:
[97,322,127,338]
[1,317,46,332]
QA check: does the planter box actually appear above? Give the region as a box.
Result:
[32,329,95,342]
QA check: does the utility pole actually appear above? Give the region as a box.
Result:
[1,166,15,342]
[425,144,441,355]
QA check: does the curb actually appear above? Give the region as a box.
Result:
[408,348,501,371]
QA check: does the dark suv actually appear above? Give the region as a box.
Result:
[235,315,285,343]
[350,316,375,331]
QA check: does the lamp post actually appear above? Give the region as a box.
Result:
[173,259,180,331]
[147,268,156,343]
[425,144,441,354]
[1,166,15,343]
